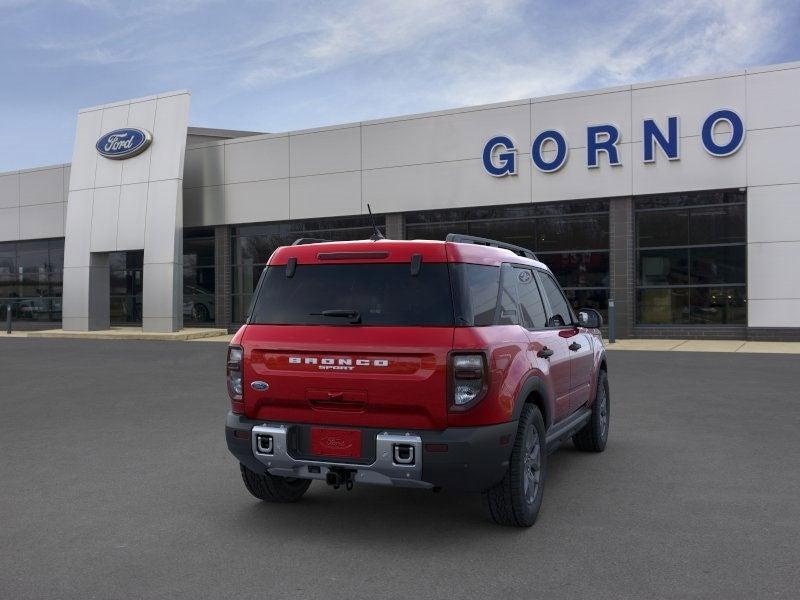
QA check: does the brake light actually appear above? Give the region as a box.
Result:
[449,353,489,411]
[227,345,244,414]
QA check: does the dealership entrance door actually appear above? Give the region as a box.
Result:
[109,251,143,326]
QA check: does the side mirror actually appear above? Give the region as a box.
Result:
[577,308,603,329]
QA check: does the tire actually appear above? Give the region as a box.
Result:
[239,464,312,503]
[482,404,546,527]
[572,369,610,452]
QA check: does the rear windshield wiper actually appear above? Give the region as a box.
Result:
[309,309,362,324]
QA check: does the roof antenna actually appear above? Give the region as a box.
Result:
[366,203,385,241]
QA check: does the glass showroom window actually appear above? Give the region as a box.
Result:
[109,251,144,325]
[0,238,64,323]
[405,201,610,319]
[183,228,216,325]
[230,215,385,323]
[635,190,746,325]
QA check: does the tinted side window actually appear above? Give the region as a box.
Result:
[539,271,573,327]
[497,264,519,325]
[515,268,547,329]
[450,263,500,326]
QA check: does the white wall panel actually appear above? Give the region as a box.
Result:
[532,144,632,202]
[290,126,360,177]
[632,139,746,195]
[61,267,90,319]
[63,166,70,201]
[225,178,289,225]
[89,186,120,252]
[748,241,800,300]
[121,99,157,185]
[149,93,191,182]
[19,202,64,240]
[143,178,181,264]
[364,158,531,214]
[0,173,19,209]
[363,103,530,169]
[290,171,361,219]
[746,126,800,187]
[746,68,800,130]
[225,136,289,183]
[94,104,129,189]
[69,109,103,191]
[534,90,631,147]
[0,207,19,240]
[63,189,93,268]
[631,75,746,141]
[142,262,179,317]
[748,299,800,327]
[116,183,148,250]
[747,184,800,243]
[19,167,64,206]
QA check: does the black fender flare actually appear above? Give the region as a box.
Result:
[511,375,554,430]
[588,349,608,401]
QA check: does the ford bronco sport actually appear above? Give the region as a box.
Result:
[225,234,609,527]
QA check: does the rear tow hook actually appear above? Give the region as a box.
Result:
[326,467,356,491]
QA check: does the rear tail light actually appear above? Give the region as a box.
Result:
[227,345,244,414]
[449,352,489,411]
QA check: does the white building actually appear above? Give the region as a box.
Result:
[1,61,799,339]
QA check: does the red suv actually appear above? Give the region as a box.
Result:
[225,234,609,526]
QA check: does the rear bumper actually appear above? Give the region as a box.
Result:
[226,412,517,492]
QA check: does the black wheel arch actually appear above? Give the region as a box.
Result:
[512,375,554,430]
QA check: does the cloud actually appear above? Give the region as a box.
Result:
[216,0,786,113]
[235,0,523,88]
[430,0,784,106]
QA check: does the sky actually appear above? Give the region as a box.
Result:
[0,0,798,171]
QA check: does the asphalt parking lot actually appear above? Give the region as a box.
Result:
[1,339,798,599]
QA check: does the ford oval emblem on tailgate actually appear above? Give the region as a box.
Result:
[251,381,269,391]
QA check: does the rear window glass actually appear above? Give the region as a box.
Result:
[249,263,454,326]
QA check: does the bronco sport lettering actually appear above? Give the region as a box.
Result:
[288,357,389,369]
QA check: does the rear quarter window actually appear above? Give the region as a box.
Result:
[450,263,500,326]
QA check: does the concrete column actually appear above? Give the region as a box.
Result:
[608,197,634,339]
[214,225,232,330]
[142,179,184,333]
[62,252,111,331]
[87,253,110,330]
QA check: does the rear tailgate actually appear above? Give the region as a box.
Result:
[242,325,453,430]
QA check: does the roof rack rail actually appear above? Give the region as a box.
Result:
[445,233,537,260]
[291,238,331,246]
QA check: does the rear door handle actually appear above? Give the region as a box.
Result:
[537,347,554,359]
[568,342,582,352]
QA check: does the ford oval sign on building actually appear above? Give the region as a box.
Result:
[95,128,152,160]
